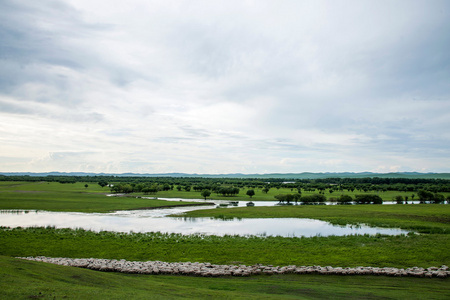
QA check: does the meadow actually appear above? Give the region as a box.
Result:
[0,180,449,298]
[1,180,447,213]
[1,227,448,268]
[0,181,204,212]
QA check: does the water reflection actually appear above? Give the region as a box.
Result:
[154,198,424,206]
[0,209,409,237]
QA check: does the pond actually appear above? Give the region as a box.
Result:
[0,203,409,237]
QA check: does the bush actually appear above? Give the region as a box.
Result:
[337,195,353,204]
[300,194,326,204]
[417,190,434,202]
[394,195,404,204]
[355,194,383,204]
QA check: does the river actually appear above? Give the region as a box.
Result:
[0,198,410,237]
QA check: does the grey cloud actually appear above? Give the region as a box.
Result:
[101,129,133,137]
[0,99,34,115]
[155,137,196,144]
[180,126,212,138]
[48,151,97,161]
[0,1,94,68]
[0,98,104,123]
[1,1,450,173]
[0,0,145,106]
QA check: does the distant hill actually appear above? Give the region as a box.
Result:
[1,171,450,179]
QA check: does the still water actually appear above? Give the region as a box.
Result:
[0,203,409,237]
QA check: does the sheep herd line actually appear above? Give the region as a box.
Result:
[17,256,449,278]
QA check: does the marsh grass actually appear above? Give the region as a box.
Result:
[1,227,448,268]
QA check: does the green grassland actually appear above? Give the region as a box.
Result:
[0,181,204,212]
[1,227,449,268]
[1,181,449,298]
[181,204,450,234]
[1,256,448,300]
[0,181,448,213]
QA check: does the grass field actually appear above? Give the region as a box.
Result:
[1,256,448,299]
[1,227,449,268]
[1,181,448,212]
[1,181,449,298]
[0,181,204,212]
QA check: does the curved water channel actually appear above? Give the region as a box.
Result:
[0,198,409,237]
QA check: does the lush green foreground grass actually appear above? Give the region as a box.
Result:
[1,256,449,300]
[1,227,448,268]
[0,182,203,212]
[182,204,450,234]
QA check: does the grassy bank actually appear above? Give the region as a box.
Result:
[1,227,448,268]
[1,256,448,299]
[0,182,204,212]
[181,204,450,234]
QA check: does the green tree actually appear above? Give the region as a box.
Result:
[394,195,404,204]
[337,195,353,204]
[417,190,434,203]
[200,189,211,200]
[246,189,255,198]
[300,194,326,204]
[121,184,133,194]
[275,194,296,204]
[98,181,108,188]
[218,187,240,197]
[355,194,382,204]
[433,193,445,204]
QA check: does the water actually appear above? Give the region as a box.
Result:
[0,206,409,237]
[149,197,424,206]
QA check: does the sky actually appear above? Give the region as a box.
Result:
[0,0,450,174]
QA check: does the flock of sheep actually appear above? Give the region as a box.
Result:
[17,256,449,278]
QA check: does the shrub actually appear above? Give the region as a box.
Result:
[355,194,383,204]
[300,194,326,204]
[337,195,353,204]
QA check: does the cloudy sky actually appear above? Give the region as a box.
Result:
[1,0,449,174]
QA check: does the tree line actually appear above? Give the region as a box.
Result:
[1,175,449,193]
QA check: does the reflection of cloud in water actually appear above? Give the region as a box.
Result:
[0,210,409,237]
